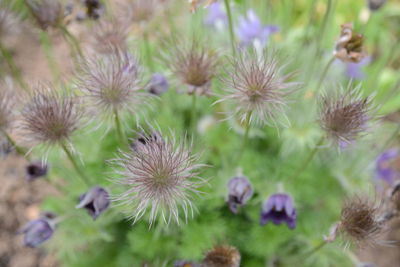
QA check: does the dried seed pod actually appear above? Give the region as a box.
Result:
[202,245,241,267]
[334,23,367,63]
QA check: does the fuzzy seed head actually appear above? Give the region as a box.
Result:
[20,86,83,146]
[170,40,219,96]
[218,52,296,126]
[26,0,65,30]
[76,49,151,120]
[126,0,158,23]
[91,19,129,55]
[202,245,241,267]
[339,196,382,246]
[111,130,206,225]
[319,87,374,146]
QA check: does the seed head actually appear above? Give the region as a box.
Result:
[20,85,83,147]
[202,245,241,267]
[169,39,219,96]
[76,49,151,121]
[91,19,129,55]
[218,51,297,126]
[111,130,206,225]
[319,86,374,147]
[126,0,158,24]
[26,0,65,30]
[339,196,382,246]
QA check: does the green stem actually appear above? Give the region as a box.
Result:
[316,0,334,55]
[381,123,400,152]
[0,42,29,92]
[60,142,90,186]
[302,240,328,260]
[39,31,62,84]
[302,0,318,44]
[143,31,154,72]
[315,56,335,91]
[191,94,197,135]
[291,136,325,180]
[2,130,28,158]
[114,109,125,145]
[223,0,236,56]
[236,111,252,162]
[59,25,83,58]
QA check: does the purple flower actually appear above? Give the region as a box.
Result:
[26,161,48,181]
[345,57,371,80]
[148,73,169,95]
[375,149,400,184]
[260,193,296,229]
[236,10,279,48]
[204,2,227,29]
[77,186,110,220]
[19,218,54,248]
[227,176,253,213]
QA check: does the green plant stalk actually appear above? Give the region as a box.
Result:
[60,142,91,186]
[39,31,62,84]
[0,42,29,92]
[143,31,155,72]
[316,0,333,55]
[223,0,236,56]
[190,93,198,135]
[2,130,28,158]
[59,25,83,58]
[301,240,328,261]
[291,136,325,180]
[315,56,335,91]
[236,111,252,162]
[114,109,125,145]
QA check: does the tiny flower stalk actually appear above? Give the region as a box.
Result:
[236,111,252,162]
[113,108,125,145]
[314,56,335,91]
[0,42,29,92]
[223,0,236,56]
[315,0,334,55]
[60,142,91,186]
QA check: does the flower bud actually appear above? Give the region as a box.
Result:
[260,193,297,229]
[19,218,54,248]
[76,186,110,219]
[227,176,253,214]
[148,73,169,95]
[26,161,48,181]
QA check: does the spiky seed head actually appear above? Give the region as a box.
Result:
[111,130,206,225]
[126,0,158,23]
[218,51,297,127]
[26,0,65,30]
[76,48,151,121]
[339,196,383,246]
[91,19,129,55]
[169,39,219,96]
[202,245,241,267]
[319,86,374,147]
[20,85,83,146]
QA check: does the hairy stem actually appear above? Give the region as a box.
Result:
[39,31,62,84]
[1,130,28,158]
[59,25,83,58]
[291,136,325,180]
[0,42,29,92]
[302,240,328,261]
[60,142,90,186]
[114,109,125,145]
[190,93,198,135]
[223,0,236,56]
[236,111,252,162]
[316,0,334,55]
[315,56,335,91]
